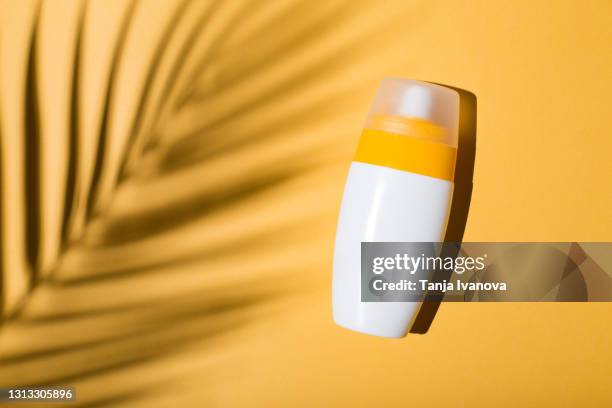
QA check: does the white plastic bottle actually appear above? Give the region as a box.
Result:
[332,78,459,338]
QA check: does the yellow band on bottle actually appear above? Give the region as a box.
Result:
[354,128,456,181]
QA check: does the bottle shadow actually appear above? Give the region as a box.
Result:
[409,84,477,334]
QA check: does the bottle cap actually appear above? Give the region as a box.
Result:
[365,78,460,147]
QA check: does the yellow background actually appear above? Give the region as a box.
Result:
[0,0,611,406]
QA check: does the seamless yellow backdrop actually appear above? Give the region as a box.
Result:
[0,0,611,407]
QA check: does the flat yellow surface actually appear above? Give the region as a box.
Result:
[0,0,611,406]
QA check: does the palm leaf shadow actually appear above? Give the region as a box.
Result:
[0,1,295,403]
[0,0,421,405]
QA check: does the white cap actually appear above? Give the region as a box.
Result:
[366,78,460,147]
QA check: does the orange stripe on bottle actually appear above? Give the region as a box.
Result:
[354,128,456,181]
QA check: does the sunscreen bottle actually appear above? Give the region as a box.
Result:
[332,78,459,338]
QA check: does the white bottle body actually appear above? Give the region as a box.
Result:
[332,161,453,338]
